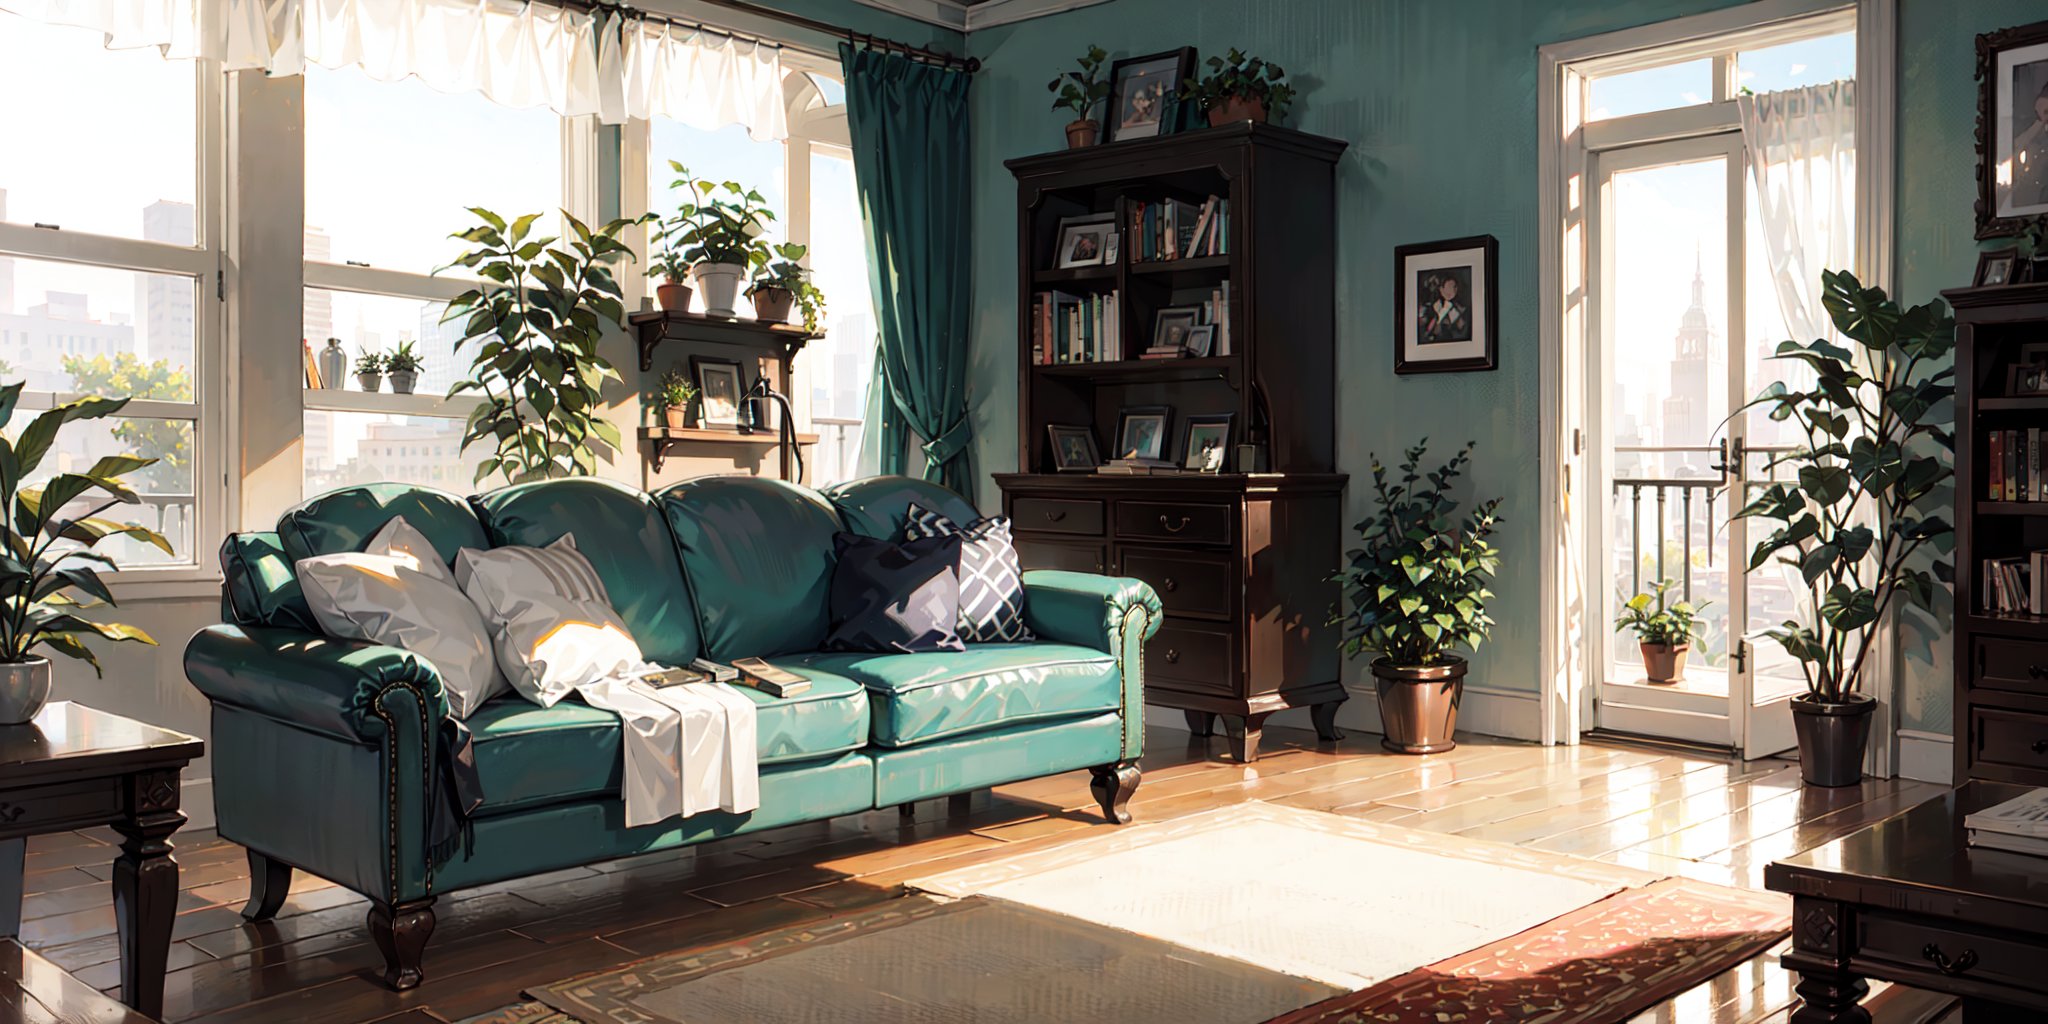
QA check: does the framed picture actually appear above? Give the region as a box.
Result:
[1054,213,1117,269]
[1976,19,2048,238]
[1113,405,1173,461]
[1152,305,1201,351]
[1394,234,1499,375]
[1178,413,1234,472]
[1046,424,1101,472]
[1977,247,2021,286]
[690,355,746,429]
[1184,324,1216,357]
[1106,48,1194,143]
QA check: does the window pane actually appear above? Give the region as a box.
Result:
[305,290,462,396]
[805,149,874,488]
[0,13,196,244]
[647,121,786,318]
[0,256,195,397]
[807,73,846,107]
[305,411,473,494]
[1737,32,1855,94]
[9,415,195,567]
[1588,59,1714,122]
[305,65,563,275]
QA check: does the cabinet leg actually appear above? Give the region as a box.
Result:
[0,838,21,940]
[242,849,294,922]
[1222,714,1270,763]
[368,897,436,991]
[114,805,184,1019]
[1310,701,1345,742]
[1789,970,1869,1023]
[1088,762,1141,825]
[1183,710,1216,737]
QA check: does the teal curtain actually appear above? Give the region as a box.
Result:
[840,44,974,494]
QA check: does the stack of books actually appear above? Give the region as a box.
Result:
[1988,428,2045,502]
[1982,550,2048,615]
[1098,457,1181,475]
[1129,196,1228,262]
[1030,289,1122,364]
[1965,788,2048,856]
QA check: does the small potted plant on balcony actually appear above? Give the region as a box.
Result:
[1614,578,1707,684]
[354,348,385,392]
[748,243,826,331]
[1047,45,1111,148]
[385,340,422,395]
[1334,439,1501,753]
[648,241,692,313]
[0,387,168,723]
[655,162,773,318]
[1181,48,1296,126]
[654,368,696,431]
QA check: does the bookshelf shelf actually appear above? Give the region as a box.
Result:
[1977,396,2048,412]
[1032,355,1239,385]
[1128,254,1232,276]
[1978,502,2048,516]
[1031,265,1118,287]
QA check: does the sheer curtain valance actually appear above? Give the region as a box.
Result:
[0,0,788,137]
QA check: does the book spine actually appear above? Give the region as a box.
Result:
[1992,431,2006,500]
[2009,430,2020,501]
[2033,427,2042,501]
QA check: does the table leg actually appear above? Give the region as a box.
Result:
[112,771,185,1019]
[0,838,21,939]
[1786,897,1870,1024]
[1789,970,1870,1024]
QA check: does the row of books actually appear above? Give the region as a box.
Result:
[1987,428,2048,501]
[1982,551,2048,615]
[1030,290,1124,364]
[1130,196,1228,263]
[1965,787,2048,856]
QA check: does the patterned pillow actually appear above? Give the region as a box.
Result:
[902,503,1036,644]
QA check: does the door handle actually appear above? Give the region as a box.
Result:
[1711,436,1745,478]
[1159,514,1191,533]
[1921,944,1978,976]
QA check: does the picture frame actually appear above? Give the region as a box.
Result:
[1976,247,2022,287]
[1105,48,1195,143]
[1178,413,1234,472]
[1113,405,1173,462]
[1046,424,1102,472]
[1975,19,2048,238]
[1054,213,1117,269]
[690,355,747,429]
[1151,305,1202,351]
[1394,234,1499,375]
[2008,341,2048,395]
[1183,324,1216,358]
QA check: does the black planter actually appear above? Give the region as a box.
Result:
[1790,694,1876,787]
[1371,656,1465,754]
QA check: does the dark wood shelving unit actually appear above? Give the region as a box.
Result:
[637,425,820,472]
[628,310,821,481]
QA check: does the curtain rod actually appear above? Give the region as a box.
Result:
[557,0,981,72]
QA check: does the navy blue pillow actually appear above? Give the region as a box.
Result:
[824,532,965,654]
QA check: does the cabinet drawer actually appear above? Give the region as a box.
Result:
[1115,501,1231,545]
[1119,547,1233,619]
[1014,538,1106,575]
[1012,497,1104,536]
[1858,910,2048,997]
[1147,620,1237,696]
[1974,636,2048,698]
[1972,707,2048,773]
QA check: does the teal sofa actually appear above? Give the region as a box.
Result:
[184,475,1159,989]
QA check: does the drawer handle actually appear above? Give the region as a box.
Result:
[1044,510,1067,523]
[1159,514,1191,533]
[2033,739,2048,755]
[1162,576,1178,592]
[1164,648,1180,664]
[1093,560,1104,573]
[2030,665,2046,680]
[1921,944,1978,976]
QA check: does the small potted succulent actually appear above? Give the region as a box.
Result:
[748,243,826,332]
[1047,45,1111,149]
[1181,48,1296,126]
[385,340,422,395]
[655,162,774,318]
[1614,578,1707,684]
[654,368,697,431]
[354,348,385,392]
[648,241,693,313]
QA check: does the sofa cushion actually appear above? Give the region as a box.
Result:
[470,478,702,666]
[657,476,843,661]
[781,643,1119,748]
[823,532,965,654]
[464,664,870,814]
[219,532,318,632]
[279,483,488,566]
[822,475,980,540]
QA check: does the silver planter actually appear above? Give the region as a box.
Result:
[0,658,51,725]
[387,371,417,395]
[1790,693,1875,787]
[1371,656,1465,754]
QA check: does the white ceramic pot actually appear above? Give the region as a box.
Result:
[692,262,746,317]
[0,658,51,725]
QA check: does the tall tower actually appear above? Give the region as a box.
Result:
[1661,249,1715,464]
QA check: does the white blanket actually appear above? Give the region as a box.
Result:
[576,673,760,828]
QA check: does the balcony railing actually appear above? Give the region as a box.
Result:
[1612,445,1724,606]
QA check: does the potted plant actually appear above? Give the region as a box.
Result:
[0,388,168,723]
[647,242,693,313]
[354,348,385,392]
[1047,45,1111,149]
[748,243,826,332]
[654,162,774,318]
[1734,270,1953,787]
[654,368,696,431]
[2018,215,2048,283]
[1181,48,1296,126]
[385,340,422,395]
[1334,440,1502,753]
[1614,578,1708,684]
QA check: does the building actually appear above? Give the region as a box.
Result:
[138,200,195,364]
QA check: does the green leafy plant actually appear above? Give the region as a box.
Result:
[1614,578,1708,648]
[1734,270,1954,703]
[439,207,646,484]
[385,340,422,375]
[654,162,774,272]
[647,242,690,284]
[749,242,827,332]
[354,348,385,375]
[1334,440,1502,667]
[59,354,190,491]
[1046,45,1111,121]
[2017,215,2048,262]
[1181,48,1296,120]
[0,387,168,675]
[654,368,696,411]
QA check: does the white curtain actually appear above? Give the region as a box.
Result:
[1736,80,1856,344]
[0,0,789,136]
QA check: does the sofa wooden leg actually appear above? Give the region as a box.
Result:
[241,849,293,922]
[1089,762,1141,825]
[898,802,917,822]
[368,897,435,991]
[947,791,974,816]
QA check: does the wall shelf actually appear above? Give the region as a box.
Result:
[628,310,821,372]
[637,425,818,473]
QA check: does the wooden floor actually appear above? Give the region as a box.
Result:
[14,724,1955,1024]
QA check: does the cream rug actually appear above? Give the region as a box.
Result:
[910,801,1661,991]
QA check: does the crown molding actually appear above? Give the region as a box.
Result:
[847,0,1109,33]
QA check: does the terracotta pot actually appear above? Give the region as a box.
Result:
[691,262,746,317]
[387,370,417,395]
[1791,693,1876,787]
[0,658,50,725]
[356,372,383,392]
[751,286,795,325]
[662,405,688,430]
[1639,642,1689,684]
[1370,655,1465,754]
[655,280,692,313]
[1207,95,1270,126]
[1065,118,1100,148]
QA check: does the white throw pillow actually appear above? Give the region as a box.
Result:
[296,516,509,720]
[455,534,647,708]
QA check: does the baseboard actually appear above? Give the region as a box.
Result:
[182,776,215,831]
[1145,682,1543,743]
[1896,730,1953,785]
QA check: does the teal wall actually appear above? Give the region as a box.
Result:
[958,0,2035,736]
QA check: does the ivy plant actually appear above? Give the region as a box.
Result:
[1614,578,1708,648]
[654,162,774,271]
[1733,270,1954,703]
[1047,45,1110,121]
[749,242,827,332]
[1334,440,1502,667]
[1181,48,1296,120]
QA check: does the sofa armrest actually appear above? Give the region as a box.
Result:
[185,624,450,744]
[1022,570,1160,762]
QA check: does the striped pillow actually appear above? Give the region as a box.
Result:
[902,504,1035,644]
[455,534,647,707]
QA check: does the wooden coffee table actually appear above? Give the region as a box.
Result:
[1766,780,2048,1022]
[0,702,201,1020]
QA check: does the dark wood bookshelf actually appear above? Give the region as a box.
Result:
[627,309,820,372]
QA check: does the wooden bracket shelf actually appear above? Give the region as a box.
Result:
[637,425,818,472]
[628,310,821,372]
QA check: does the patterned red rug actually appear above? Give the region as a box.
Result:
[1261,877,1790,1024]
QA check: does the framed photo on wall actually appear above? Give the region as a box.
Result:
[1106,48,1195,143]
[1393,234,1499,375]
[1976,19,2048,238]
[691,355,746,429]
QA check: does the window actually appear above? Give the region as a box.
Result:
[0,12,220,571]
